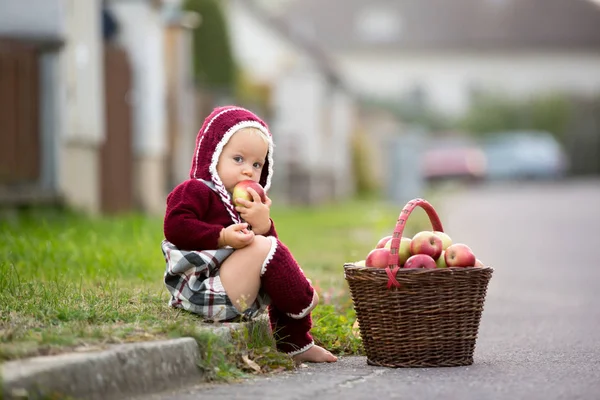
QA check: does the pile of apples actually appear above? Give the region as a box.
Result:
[355,231,485,269]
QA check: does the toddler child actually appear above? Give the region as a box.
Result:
[161,106,337,363]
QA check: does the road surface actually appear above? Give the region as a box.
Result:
[148,179,600,400]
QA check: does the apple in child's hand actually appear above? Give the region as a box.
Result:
[444,243,476,267]
[376,235,392,249]
[410,231,443,260]
[365,248,391,268]
[433,231,453,250]
[232,180,266,207]
[404,254,437,269]
[384,237,412,266]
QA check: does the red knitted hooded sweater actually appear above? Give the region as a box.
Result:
[164,106,277,250]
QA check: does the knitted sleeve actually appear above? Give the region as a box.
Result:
[163,180,224,250]
[265,218,278,238]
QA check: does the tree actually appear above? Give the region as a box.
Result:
[183,0,237,91]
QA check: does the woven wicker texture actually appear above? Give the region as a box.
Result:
[344,198,494,368]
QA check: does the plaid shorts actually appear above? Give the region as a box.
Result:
[162,240,270,322]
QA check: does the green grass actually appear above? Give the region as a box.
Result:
[0,199,430,376]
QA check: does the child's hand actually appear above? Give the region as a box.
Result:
[234,188,272,235]
[219,223,254,249]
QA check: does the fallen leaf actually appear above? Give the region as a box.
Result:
[242,355,262,373]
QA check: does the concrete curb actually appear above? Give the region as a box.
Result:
[1,318,268,400]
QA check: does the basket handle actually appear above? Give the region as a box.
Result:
[385,198,444,287]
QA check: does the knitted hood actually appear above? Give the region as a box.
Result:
[189,106,274,224]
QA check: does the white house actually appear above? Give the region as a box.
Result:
[0,0,195,215]
[225,0,357,204]
[275,0,600,116]
[0,0,106,213]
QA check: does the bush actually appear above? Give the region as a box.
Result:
[459,92,572,144]
[350,128,378,197]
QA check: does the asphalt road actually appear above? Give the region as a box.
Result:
[148,178,600,400]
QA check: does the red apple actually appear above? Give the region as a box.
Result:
[436,251,447,268]
[232,180,266,207]
[376,235,392,249]
[433,231,453,250]
[444,243,476,267]
[410,231,443,260]
[365,248,391,268]
[385,237,412,266]
[404,254,437,269]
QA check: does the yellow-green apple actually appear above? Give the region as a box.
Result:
[376,235,393,249]
[433,231,453,250]
[474,259,485,267]
[410,231,443,260]
[232,180,266,207]
[354,259,366,267]
[385,237,412,266]
[436,251,447,268]
[404,254,437,269]
[365,248,391,268]
[444,243,476,267]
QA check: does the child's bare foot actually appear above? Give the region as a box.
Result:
[292,345,338,364]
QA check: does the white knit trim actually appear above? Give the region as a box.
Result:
[191,106,243,179]
[210,120,274,224]
[260,236,278,276]
[264,133,274,192]
[286,289,318,320]
[287,341,315,357]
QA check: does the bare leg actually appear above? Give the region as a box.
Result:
[219,235,272,312]
[222,236,334,362]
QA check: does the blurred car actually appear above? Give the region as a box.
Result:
[483,131,568,181]
[421,137,487,182]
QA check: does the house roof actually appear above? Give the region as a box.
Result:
[275,0,600,52]
[240,0,342,85]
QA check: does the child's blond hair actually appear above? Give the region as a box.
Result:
[236,127,269,144]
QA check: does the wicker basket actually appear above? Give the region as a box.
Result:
[344,198,493,368]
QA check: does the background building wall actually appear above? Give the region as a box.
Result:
[109,0,168,214]
[337,51,600,114]
[59,0,106,213]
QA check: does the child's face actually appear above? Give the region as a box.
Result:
[217,128,269,193]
